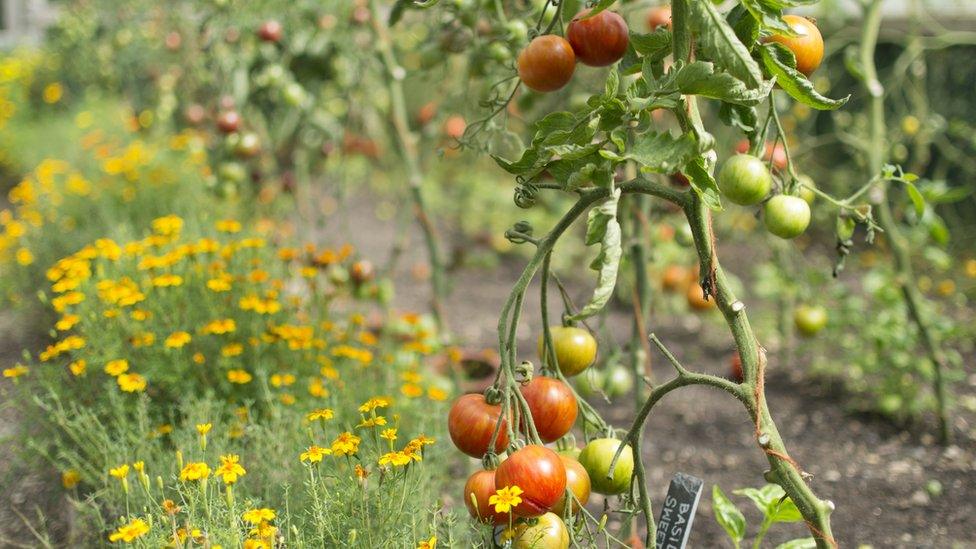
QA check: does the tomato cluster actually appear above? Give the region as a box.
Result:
[517,9,630,93]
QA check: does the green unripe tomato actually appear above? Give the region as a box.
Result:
[234,132,261,158]
[539,326,597,377]
[506,20,529,44]
[603,365,634,398]
[574,368,605,398]
[218,161,247,184]
[763,195,811,239]
[794,304,827,336]
[282,82,306,107]
[578,438,633,495]
[717,154,773,206]
[487,42,512,64]
[797,174,816,205]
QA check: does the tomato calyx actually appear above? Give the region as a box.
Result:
[483,385,503,405]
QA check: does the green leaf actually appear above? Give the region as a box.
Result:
[759,43,849,110]
[618,131,697,174]
[719,103,759,133]
[567,189,622,321]
[672,61,774,105]
[684,156,723,211]
[775,538,817,549]
[734,484,785,515]
[491,148,544,176]
[727,4,760,46]
[586,0,617,18]
[737,0,793,34]
[689,1,764,89]
[605,68,620,98]
[769,496,804,523]
[712,485,746,544]
[902,180,925,218]
[630,29,672,62]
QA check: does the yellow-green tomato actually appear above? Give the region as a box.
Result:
[794,304,828,336]
[495,513,570,549]
[764,195,811,239]
[578,438,633,495]
[797,174,816,205]
[574,368,605,398]
[539,326,597,377]
[718,154,773,206]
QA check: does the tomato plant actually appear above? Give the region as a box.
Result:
[464,469,511,525]
[495,512,570,549]
[578,438,632,496]
[539,326,597,377]
[550,454,590,516]
[448,393,508,458]
[763,15,824,77]
[717,154,773,206]
[520,376,578,443]
[517,35,577,93]
[494,445,567,517]
[763,194,811,239]
[566,9,629,67]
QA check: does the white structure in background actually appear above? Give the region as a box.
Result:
[0,0,56,48]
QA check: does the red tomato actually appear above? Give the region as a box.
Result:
[567,9,629,67]
[443,115,467,140]
[646,6,672,31]
[521,376,578,443]
[686,283,715,311]
[216,110,241,134]
[495,445,567,517]
[662,265,691,293]
[448,393,508,458]
[464,470,511,525]
[517,35,576,93]
[550,455,591,515]
[257,20,283,43]
[764,15,824,76]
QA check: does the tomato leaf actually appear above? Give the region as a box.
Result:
[712,485,747,545]
[586,0,617,18]
[759,43,849,110]
[684,156,723,211]
[671,61,774,106]
[689,0,764,89]
[775,539,817,549]
[613,131,697,174]
[630,29,672,62]
[568,188,622,321]
[719,103,759,134]
[737,0,794,34]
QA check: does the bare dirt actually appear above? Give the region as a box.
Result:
[1,187,973,548]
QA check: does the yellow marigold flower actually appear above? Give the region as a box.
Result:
[401,383,423,398]
[104,359,129,376]
[56,314,80,331]
[165,331,191,348]
[222,343,244,357]
[15,247,33,265]
[358,416,387,428]
[179,462,210,482]
[151,215,183,237]
[132,461,144,473]
[215,454,246,484]
[162,499,181,515]
[42,82,63,104]
[378,451,411,467]
[300,266,317,278]
[108,517,149,543]
[157,424,173,436]
[62,469,80,489]
[69,359,87,376]
[241,508,276,525]
[330,432,361,457]
[2,364,28,379]
[207,275,232,292]
[489,485,523,514]
[358,331,378,346]
[196,423,212,436]
[355,464,369,481]
[117,373,147,393]
[151,273,183,287]
[300,445,332,464]
[227,369,252,384]
[427,387,448,401]
[244,540,270,549]
[411,434,436,447]
[308,378,329,398]
[201,318,236,335]
[380,428,398,442]
[269,373,295,387]
[109,465,130,479]
[130,309,151,321]
[417,536,437,549]
[192,352,206,364]
[306,408,334,422]
[279,393,296,405]
[358,396,392,413]
[216,219,242,233]
[401,371,422,384]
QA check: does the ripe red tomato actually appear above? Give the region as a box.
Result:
[495,512,570,548]
[443,115,467,140]
[764,15,824,76]
[495,445,567,517]
[794,304,828,336]
[517,35,576,93]
[717,154,772,206]
[567,9,629,67]
[464,470,511,525]
[216,110,241,134]
[538,326,597,377]
[520,376,578,443]
[550,455,590,516]
[661,265,690,293]
[730,352,743,383]
[416,102,437,126]
[164,31,182,51]
[646,6,672,31]
[257,20,283,43]
[763,195,811,239]
[448,393,508,458]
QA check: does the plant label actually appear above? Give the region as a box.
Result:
[655,472,703,549]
